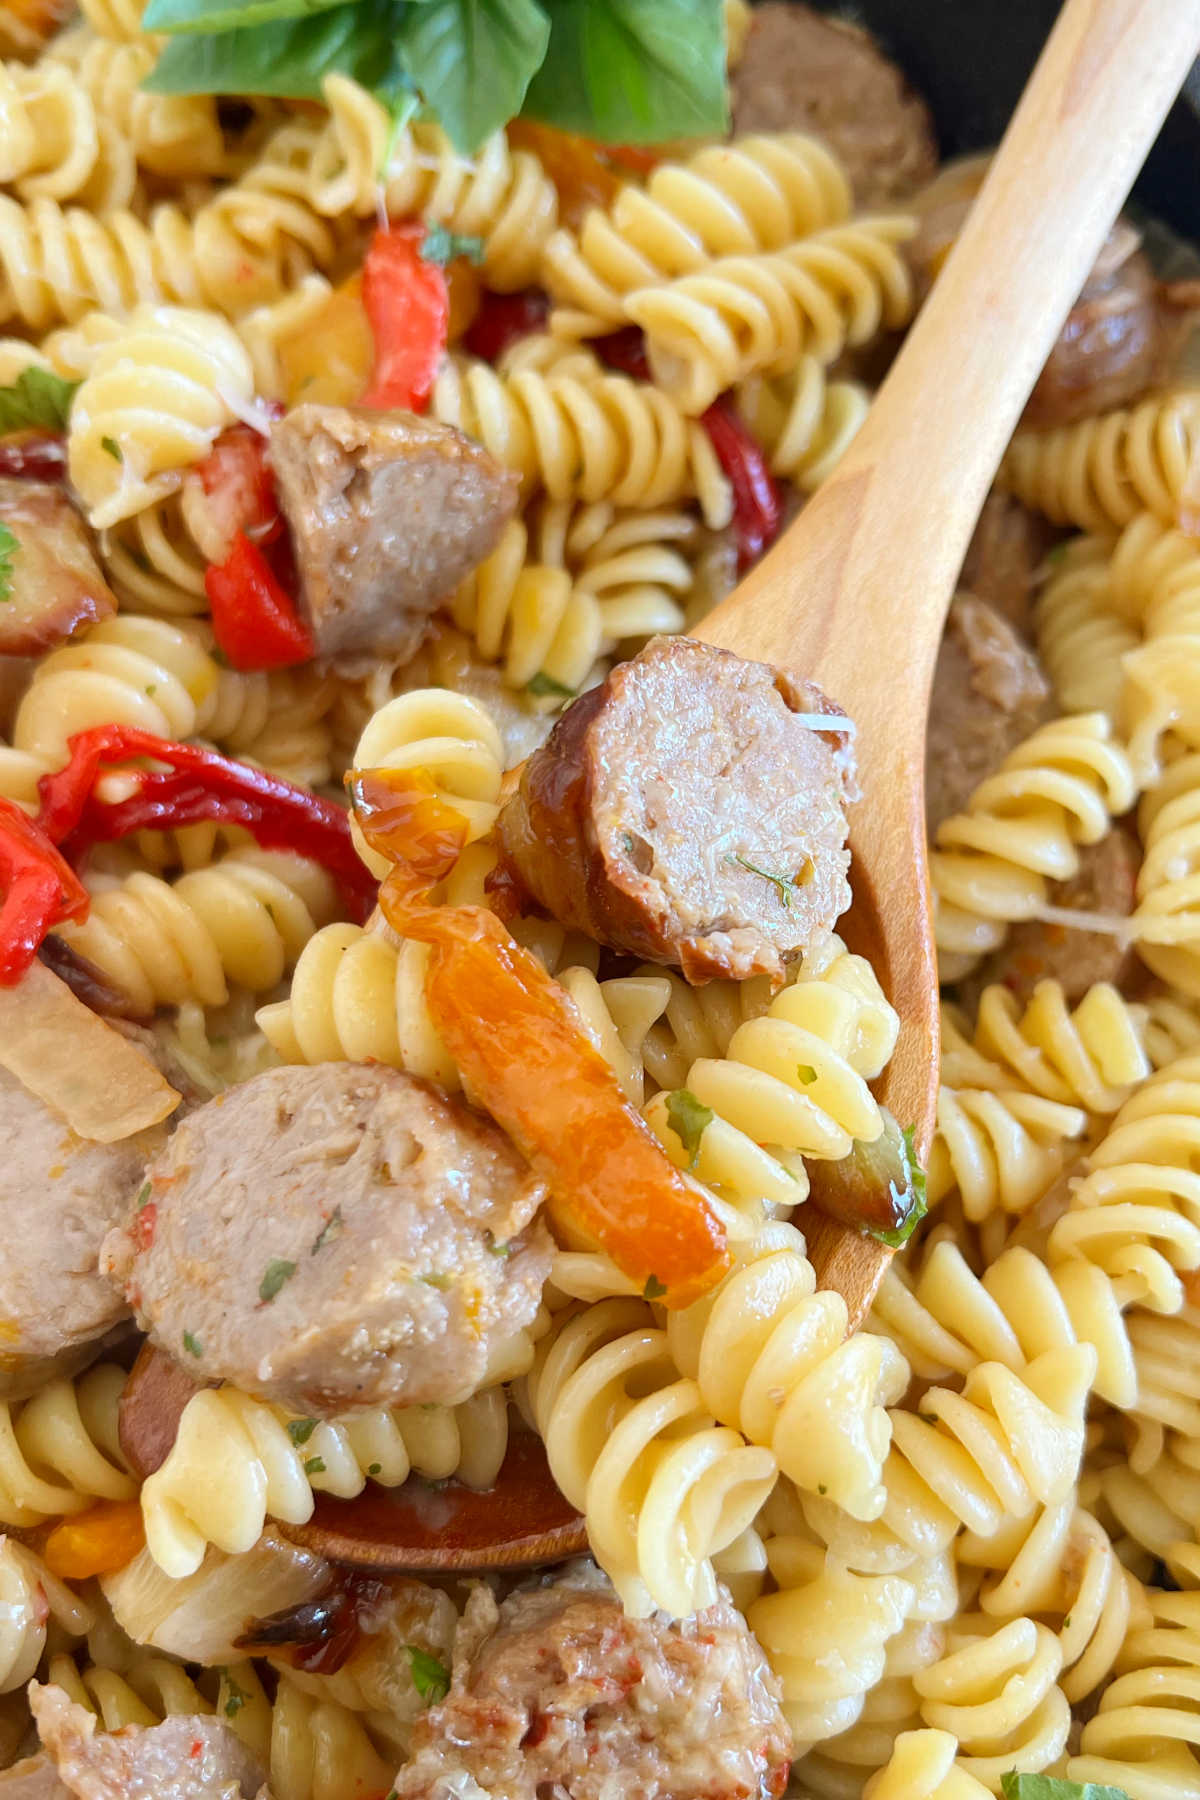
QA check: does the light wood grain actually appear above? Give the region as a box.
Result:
[695,0,1200,1324]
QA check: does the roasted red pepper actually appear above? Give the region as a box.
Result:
[38,726,373,922]
[464,288,551,364]
[0,797,89,986]
[361,222,450,412]
[594,329,782,569]
[352,769,730,1308]
[0,434,67,482]
[205,532,314,672]
[193,421,280,552]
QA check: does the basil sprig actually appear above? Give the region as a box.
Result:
[141,0,728,153]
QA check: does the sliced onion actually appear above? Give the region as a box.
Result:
[0,963,179,1140]
[102,1530,330,1664]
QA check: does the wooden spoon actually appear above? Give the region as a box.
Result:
[694,0,1200,1322]
[121,0,1200,1577]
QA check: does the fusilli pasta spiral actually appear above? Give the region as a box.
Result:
[0,1539,94,1693]
[940,979,1149,1116]
[0,1362,133,1527]
[0,56,137,209]
[1000,388,1200,533]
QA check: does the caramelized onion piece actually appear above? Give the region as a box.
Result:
[0,962,179,1139]
[805,1106,927,1245]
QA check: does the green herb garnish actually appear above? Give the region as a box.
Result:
[664,1088,712,1170]
[405,1645,450,1704]
[259,1258,297,1303]
[728,853,796,910]
[526,670,576,699]
[303,1456,326,1475]
[311,1206,343,1254]
[287,1417,317,1445]
[0,367,79,434]
[643,1274,667,1300]
[0,524,16,604]
[101,436,122,462]
[421,223,485,266]
[182,1330,203,1357]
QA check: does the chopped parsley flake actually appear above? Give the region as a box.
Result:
[526,670,575,699]
[0,524,16,603]
[222,1673,247,1719]
[796,1064,818,1085]
[259,1258,297,1303]
[287,1418,317,1446]
[368,1462,382,1476]
[310,1206,343,1255]
[728,853,796,910]
[303,1456,326,1476]
[406,1646,450,1705]
[664,1088,713,1170]
[101,435,122,461]
[182,1330,203,1358]
[135,1180,152,1210]
[643,1274,667,1301]
[421,223,485,266]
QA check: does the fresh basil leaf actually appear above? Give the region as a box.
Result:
[421,223,485,266]
[1000,1777,1132,1800]
[0,367,79,435]
[144,3,404,98]
[664,1088,712,1170]
[398,0,550,152]
[525,0,727,144]
[143,0,347,34]
[0,525,15,606]
[405,1646,450,1704]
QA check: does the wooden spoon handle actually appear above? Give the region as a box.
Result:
[701,0,1200,698]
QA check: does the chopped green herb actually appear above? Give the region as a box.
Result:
[422,223,485,266]
[101,435,123,462]
[310,1206,343,1255]
[796,1064,818,1085]
[259,1258,297,1303]
[405,1645,450,1705]
[421,1272,452,1290]
[0,523,16,604]
[728,853,795,910]
[526,670,575,699]
[484,1233,510,1257]
[222,1672,247,1719]
[643,1274,667,1301]
[303,1455,326,1476]
[368,1462,382,1476]
[182,1329,203,1358]
[0,366,79,434]
[818,1484,827,1495]
[664,1088,713,1170]
[287,1417,317,1446]
[1000,1778,1132,1800]
[145,683,157,697]
[135,1181,152,1210]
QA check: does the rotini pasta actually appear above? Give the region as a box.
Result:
[1000,387,1200,532]
[45,31,238,181]
[1034,536,1137,718]
[0,1539,94,1692]
[541,132,853,335]
[1068,1587,1200,1796]
[930,713,1139,977]
[927,1084,1087,1223]
[522,1296,778,1619]
[449,518,605,695]
[625,216,916,414]
[1131,749,1200,992]
[0,55,137,209]
[430,352,734,527]
[913,1614,1071,1792]
[735,356,871,490]
[66,305,259,529]
[863,1730,993,1800]
[643,938,900,1214]
[0,1362,134,1527]
[940,979,1149,1115]
[141,1381,514,1579]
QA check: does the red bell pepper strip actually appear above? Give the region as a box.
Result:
[0,796,89,986]
[38,726,374,923]
[361,223,450,412]
[192,421,281,551]
[593,328,782,569]
[352,769,731,1309]
[463,288,550,364]
[205,533,315,672]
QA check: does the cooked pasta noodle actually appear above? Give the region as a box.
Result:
[542,132,853,335]
[1000,388,1200,532]
[930,713,1139,976]
[735,358,871,488]
[66,305,259,529]
[940,980,1149,1115]
[449,518,605,694]
[1068,1588,1200,1795]
[626,216,916,414]
[0,1362,133,1527]
[523,1296,778,1619]
[0,56,137,209]
[57,848,339,1013]
[913,1615,1071,1791]
[44,32,237,182]
[928,1085,1087,1222]
[430,353,734,527]
[863,1730,993,1800]
[1131,749,1200,991]
[142,1382,514,1578]
[0,1539,94,1692]
[1034,537,1137,717]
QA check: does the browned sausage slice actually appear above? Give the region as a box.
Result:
[28,1686,266,1800]
[393,1563,791,1800]
[0,480,116,656]
[269,404,519,663]
[494,636,857,984]
[102,1064,552,1417]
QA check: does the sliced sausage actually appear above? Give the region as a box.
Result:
[269,404,519,663]
[910,173,1199,429]
[394,1561,791,1800]
[958,490,1063,641]
[494,636,857,984]
[28,1685,267,1800]
[102,1063,551,1417]
[926,596,1053,835]
[0,480,116,656]
[0,1066,166,1402]
[730,2,937,207]
[961,825,1144,1006]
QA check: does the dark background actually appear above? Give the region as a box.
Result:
[807,0,1200,237]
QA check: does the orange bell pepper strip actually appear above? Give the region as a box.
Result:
[352,770,730,1309]
[43,1499,146,1579]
